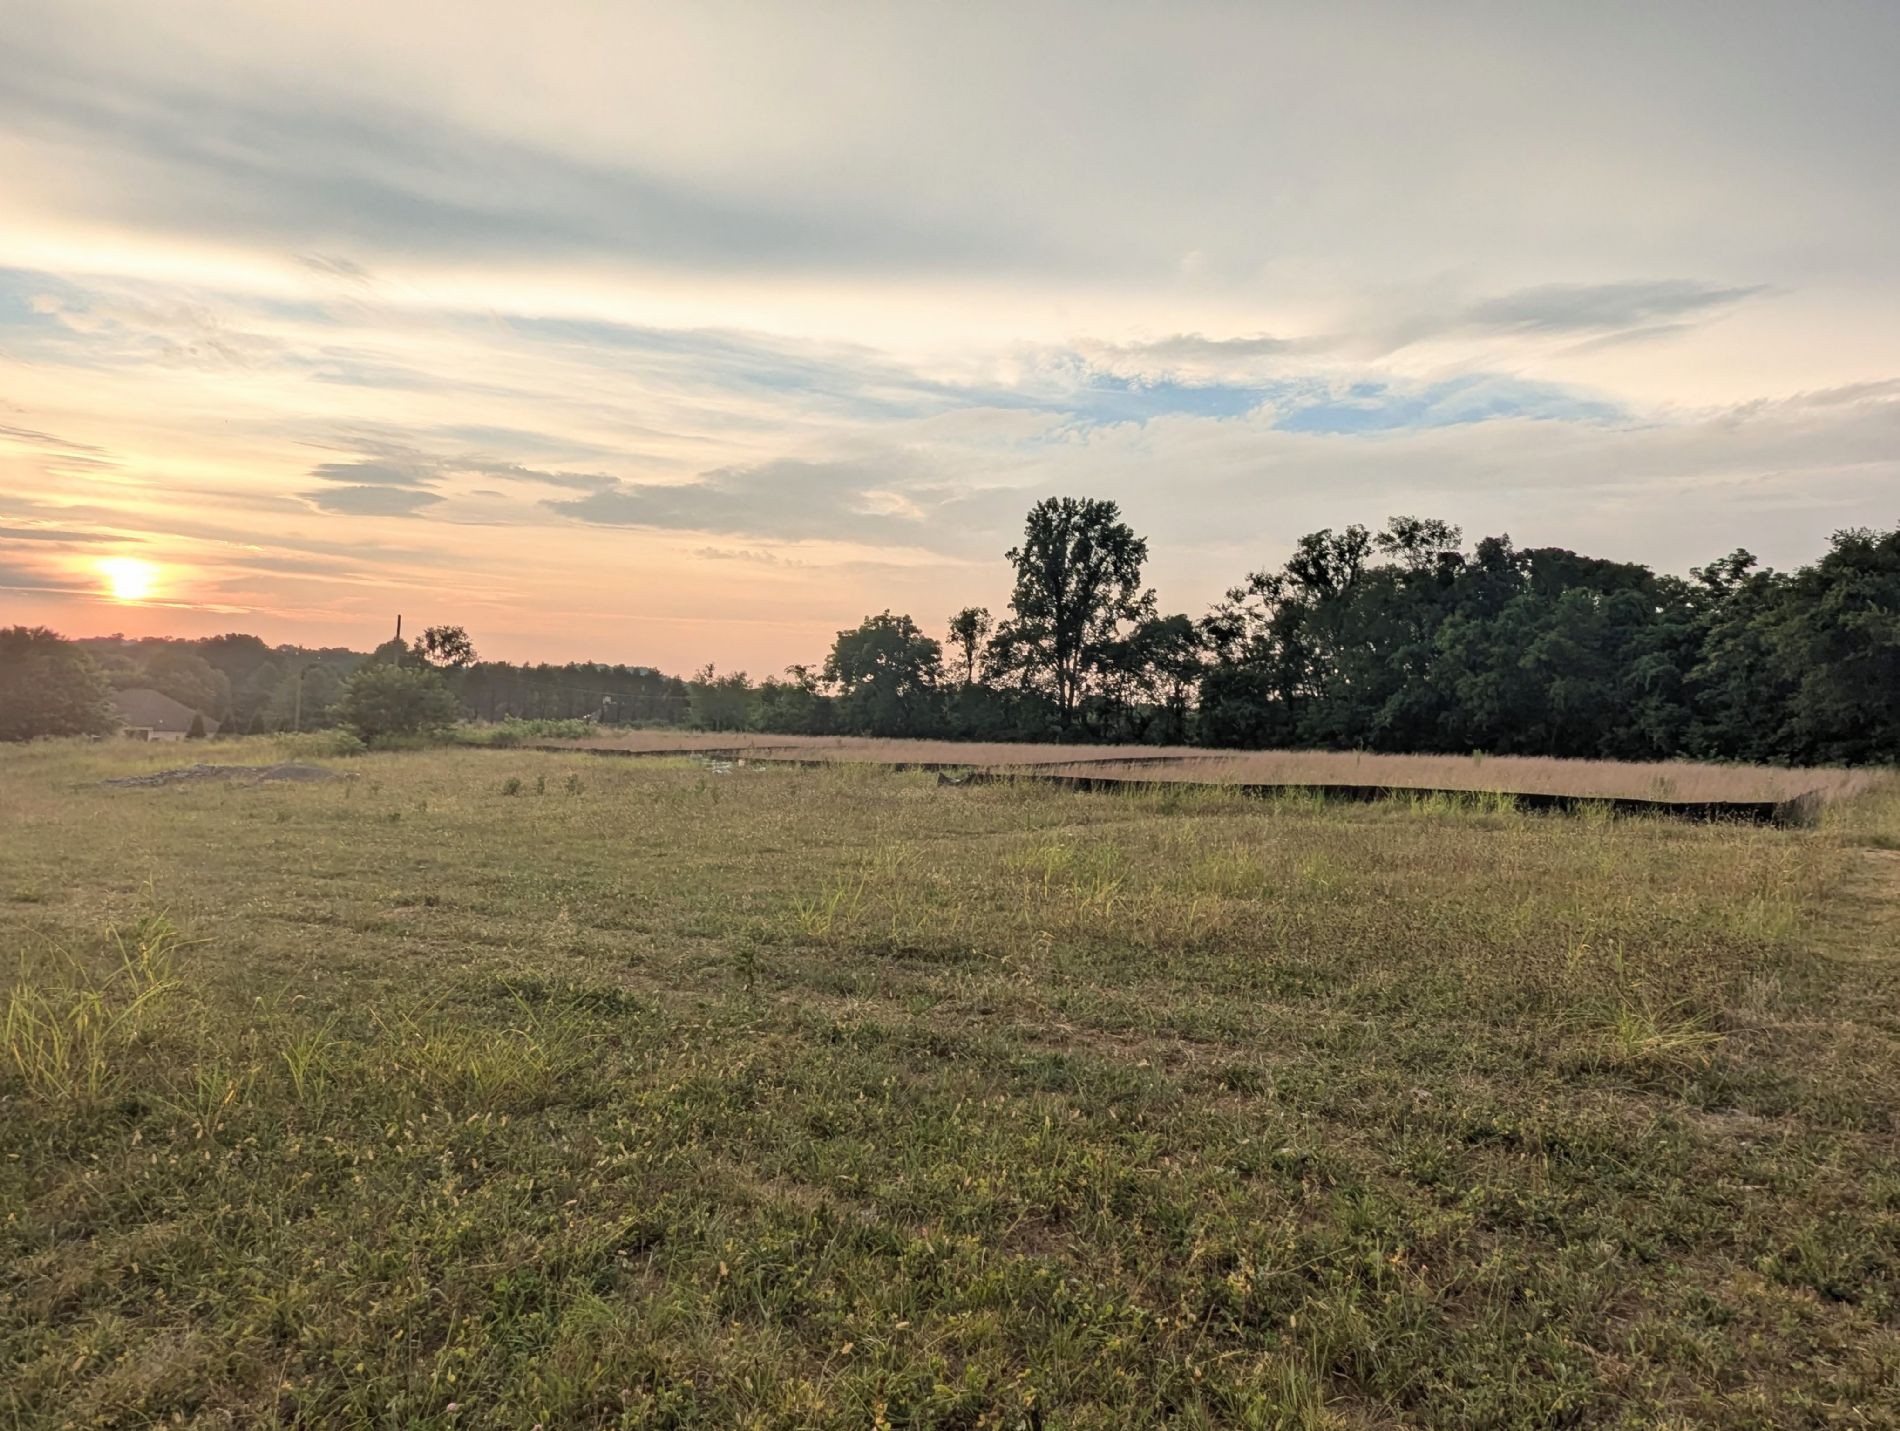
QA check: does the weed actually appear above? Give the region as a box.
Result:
[791,868,871,939]
[3,908,185,1103]
[279,1014,339,1107]
[1602,992,1724,1067]
[1595,948,1726,1068]
[371,996,589,1112]
[156,1056,259,1140]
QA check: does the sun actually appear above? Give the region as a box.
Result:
[96,557,161,603]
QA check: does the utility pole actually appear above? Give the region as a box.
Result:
[293,661,322,733]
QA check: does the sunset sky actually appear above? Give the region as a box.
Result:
[3,1,1897,673]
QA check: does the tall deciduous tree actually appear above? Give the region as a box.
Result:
[1112,613,1206,744]
[0,627,118,741]
[825,612,943,736]
[1773,525,1900,763]
[686,665,754,731]
[418,624,478,670]
[755,665,832,735]
[991,498,1153,729]
[946,607,992,685]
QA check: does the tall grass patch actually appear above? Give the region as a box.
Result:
[3,906,185,1105]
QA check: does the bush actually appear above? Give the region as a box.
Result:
[459,717,600,747]
[335,664,462,745]
[274,729,368,759]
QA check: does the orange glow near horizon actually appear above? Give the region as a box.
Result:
[96,556,161,603]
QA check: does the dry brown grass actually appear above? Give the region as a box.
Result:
[1038,751,1878,802]
[548,730,1131,763]
[547,731,1874,802]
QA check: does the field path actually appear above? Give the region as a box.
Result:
[1814,846,1900,963]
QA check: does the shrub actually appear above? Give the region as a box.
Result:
[335,664,461,744]
[459,717,600,747]
[274,729,368,758]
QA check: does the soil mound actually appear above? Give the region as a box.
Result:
[105,762,350,788]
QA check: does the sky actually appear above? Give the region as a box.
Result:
[2,0,1897,673]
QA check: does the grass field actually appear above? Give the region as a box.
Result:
[544,732,1870,804]
[4,738,1899,1428]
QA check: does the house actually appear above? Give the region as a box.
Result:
[113,687,220,741]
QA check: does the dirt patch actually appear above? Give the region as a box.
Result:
[103,762,351,789]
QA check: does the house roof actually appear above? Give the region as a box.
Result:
[113,687,219,734]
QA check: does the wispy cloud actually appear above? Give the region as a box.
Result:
[1104,333,1308,363]
[1461,280,1766,335]
[1385,279,1768,351]
[0,523,136,546]
[26,287,283,368]
[1267,374,1625,434]
[0,47,1033,281]
[548,459,945,545]
[308,459,438,490]
[0,423,109,455]
[0,551,94,592]
[302,485,445,517]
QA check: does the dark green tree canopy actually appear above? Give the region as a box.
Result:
[686,665,753,732]
[946,607,993,686]
[133,647,230,719]
[991,497,1154,728]
[1772,525,1900,763]
[335,663,461,744]
[418,624,478,670]
[0,626,118,741]
[824,612,943,737]
[369,636,417,668]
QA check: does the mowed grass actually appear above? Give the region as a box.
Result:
[2,741,1898,1429]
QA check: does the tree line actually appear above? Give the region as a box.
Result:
[0,626,688,744]
[734,498,1900,765]
[4,498,1895,761]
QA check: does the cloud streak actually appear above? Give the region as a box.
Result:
[1461,280,1767,335]
[303,486,446,517]
[0,46,1037,281]
[547,459,946,545]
